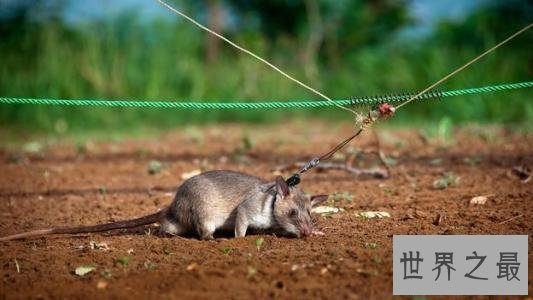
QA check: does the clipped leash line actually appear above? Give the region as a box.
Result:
[286,22,533,186]
[156,0,357,115]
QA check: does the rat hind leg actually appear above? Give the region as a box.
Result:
[197,222,216,240]
[160,218,186,236]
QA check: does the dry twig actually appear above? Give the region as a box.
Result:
[498,214,523,225]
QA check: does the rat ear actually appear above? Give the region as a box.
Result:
[310,194,329,207]
[275,176,290,198]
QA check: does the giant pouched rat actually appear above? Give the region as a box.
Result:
[0,170,329,241]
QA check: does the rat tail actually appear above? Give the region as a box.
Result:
[0,209,166,242]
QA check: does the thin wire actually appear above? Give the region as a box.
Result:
[396,22,533,110]
[318,129,363,161]
[156,0,357,115]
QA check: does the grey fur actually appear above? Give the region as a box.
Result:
[160,170,326,239]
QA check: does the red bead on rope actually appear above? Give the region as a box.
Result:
[378,102,396,118]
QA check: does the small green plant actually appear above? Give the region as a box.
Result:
[241,135,254,152]
[437,117,454,143]
[101,270,112,279]
[219,247,233,255]
[381,186,394,195]
[116,256,130,266]
[365,242,378,249]
[147,160,163,175]
[98,186,107,196]
[433,172,460,190]
[421,117,454,145]
[253,238,264,251]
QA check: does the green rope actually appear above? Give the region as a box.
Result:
[0,81,530,110]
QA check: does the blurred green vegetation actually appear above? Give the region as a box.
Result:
[0,0,531,138]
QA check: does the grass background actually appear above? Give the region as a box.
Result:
[0,0,531,141]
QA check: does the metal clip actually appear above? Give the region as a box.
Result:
[299,157,320,174]
[286,157,320,187]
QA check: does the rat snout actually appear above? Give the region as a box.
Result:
[296,214,314,237]
[298,224,312,237]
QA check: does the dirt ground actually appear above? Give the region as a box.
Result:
[0,122,531,299]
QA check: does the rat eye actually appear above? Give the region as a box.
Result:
[289,209,298,218]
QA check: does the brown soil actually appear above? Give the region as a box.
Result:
[0,122,531,299]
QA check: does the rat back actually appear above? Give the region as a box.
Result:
[167,170,265,234]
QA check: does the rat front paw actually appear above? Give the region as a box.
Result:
[311,230,325,236]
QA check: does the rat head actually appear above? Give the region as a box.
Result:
[271,176,328,238]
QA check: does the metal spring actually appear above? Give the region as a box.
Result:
[350,89,442,106]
